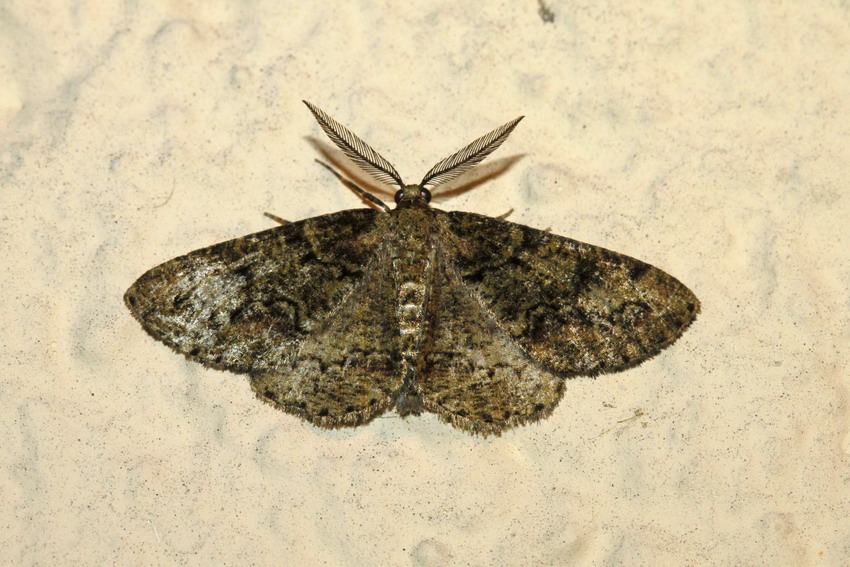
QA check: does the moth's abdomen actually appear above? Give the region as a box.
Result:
[392,257,435,374]
[396,280,427,352]
[388,208,438,377]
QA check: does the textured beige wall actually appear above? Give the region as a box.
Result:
[2,1,848,565]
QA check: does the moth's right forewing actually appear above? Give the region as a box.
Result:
[124,209,384,375]
[441,211,700,377]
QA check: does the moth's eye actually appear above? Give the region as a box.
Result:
[394,189,403,204]
[421,188,432,203]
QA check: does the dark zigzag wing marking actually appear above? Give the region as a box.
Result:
[417,256,565,436]
[441,211,700,376]
[249,241,405,429]
[124,209,384,375]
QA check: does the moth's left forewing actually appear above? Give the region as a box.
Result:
[441,211,700,377]
[124,209,384,375]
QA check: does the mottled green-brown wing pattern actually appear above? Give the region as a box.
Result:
[249,245,404,428]
[442,211,700,377]
[124,209,384,376]
[125,103,702,436]
[416,257,566,435]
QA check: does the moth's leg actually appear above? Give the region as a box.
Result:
[314,159,390,212]
[495,208,514,220]
[495,209,551,232]
[263,212,289,225]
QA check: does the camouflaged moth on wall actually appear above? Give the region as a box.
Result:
[124,101,700,436]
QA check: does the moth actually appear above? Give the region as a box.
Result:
[125,101,700,436]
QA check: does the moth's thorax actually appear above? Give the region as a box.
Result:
[387,206,438,375]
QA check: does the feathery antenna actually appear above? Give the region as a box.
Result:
[303,101,405,188]
[418,116,524,189]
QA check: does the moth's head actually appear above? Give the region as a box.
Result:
[394,184,432,207]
